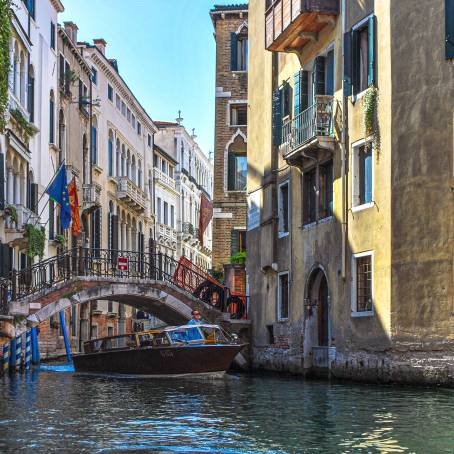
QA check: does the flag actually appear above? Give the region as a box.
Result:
[46,165,71,230]
[198,194,213,246]
[68,177,81,236]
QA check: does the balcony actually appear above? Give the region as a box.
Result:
[265,0,339,53]
[116,177,147,213]
[182,222,194,236]
[282,95,334,164]
[83,183,101,212]
[154,168,176,191]
[5,205,40,245]
[157,222,177,246]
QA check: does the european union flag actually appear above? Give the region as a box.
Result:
[46,165,71,230]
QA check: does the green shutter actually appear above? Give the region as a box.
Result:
[343,31,352,96]
[230,33,238,71]
[326,50,334,95]
[231,230,239,256]
[313,56,326,96]
[294,70,301,117]
[446,0,454,59]
[368,15,376,86]
[272,88,282,145]
[351,29,359,94]
[301,71,309,111]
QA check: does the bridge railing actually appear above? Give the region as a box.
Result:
[0,248,247,319]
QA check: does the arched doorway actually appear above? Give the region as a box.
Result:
[307,267,329,347]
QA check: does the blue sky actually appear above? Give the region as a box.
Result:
[60,0,243,156]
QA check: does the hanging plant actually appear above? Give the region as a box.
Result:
[9,108,38,143]
[0,0,12,133]
[230,251,246,266]
[25,223,46,259]
[55,234,65,248]
[362,86,380,152]
[4,204,17,223]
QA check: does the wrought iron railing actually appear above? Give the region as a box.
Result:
[282,95,333,155]
[0,248,247,319]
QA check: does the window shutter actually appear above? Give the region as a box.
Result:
[49,199,55,240]
[231,230,239,256]
[446,0,454,59]
[272,88,282,146]
[0,153,4,211]
[59,55,65,87]
[343,31,353,96]
[300,70,309,111]
[293,70,301,117]
[230,32,238,71]
[368,15,376,86]
[0,244,12,278]
[31,183,38,214]
[112,215,119,251]
[313,56,326,96]
[326,50,335,96]
[227,152,236,190]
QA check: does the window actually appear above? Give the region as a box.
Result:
[50,22,55,49]
[278,272,289,320]
[91,208,101,254]
[231,30,248,71]
[345,16,376,96]
[447,0,454,59]
[278,181,289,237]
[90,325,98,339]
[352,252,373,315]
[169,165,174,179]
[137,122,142,135]
[157,197,161,223]
[116,94,121,110]
[147,133,152,147]
[161,160,167,174]
[303,160,333,225]
[231,229,246,255]
[108,131,113,176]
[49,91,55,143]
[281,82,291,119]
[121,101,126,116]
[24,0,35,18]
[108,84,113,102]
[171,205,175,228]
[164,201,168,225]
[131,114,136,128]
[227,135,247,191]
[91,124,98,165]
[230,104,247,126]
[28,66,34,122]
[153,154,158,168]
[91,66,97,85]
[127,108,131,122]
[108,301,113,313]
[352,142,373,209]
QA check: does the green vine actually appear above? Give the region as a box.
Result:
[25,223,46,259]
[230,251,246,266]
[10,107,37,143]
[4,204,17,222]
[55,234,65,248]
[0,0,12,133]
[362,86,380,152]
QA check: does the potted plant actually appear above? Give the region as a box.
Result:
[55,234,65,248]
[4,204,17,223]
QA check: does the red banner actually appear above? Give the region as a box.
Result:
[198,194,213,245]
[68,177,81,237]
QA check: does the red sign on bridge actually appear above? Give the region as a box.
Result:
[117,257,129,271]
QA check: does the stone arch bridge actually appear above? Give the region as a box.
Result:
[0,248,248,340]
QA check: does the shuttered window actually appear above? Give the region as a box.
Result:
[50,22,55,49]
[272,88,282,145]
[231,230,246,256]
[353,143,373,207]
[447,0,454,59]
[231,32,238,71]
[312,56,326,98]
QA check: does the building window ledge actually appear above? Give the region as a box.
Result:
[351,202,374,213]
[351,311,374,318]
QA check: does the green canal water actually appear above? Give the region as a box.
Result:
[0,369,453,453]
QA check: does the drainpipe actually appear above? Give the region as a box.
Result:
[341,0,348,280]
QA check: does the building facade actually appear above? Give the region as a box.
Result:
[248,0,454,383]
[210,4,248,275]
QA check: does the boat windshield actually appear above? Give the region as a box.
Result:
[165,325,228,344]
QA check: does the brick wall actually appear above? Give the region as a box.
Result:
[212,9,248,272]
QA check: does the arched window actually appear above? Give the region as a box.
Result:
[58,110,65,164]
[27,65,35,122]
[227,134,247,191]
[91,116,98,165]
[126,149,131,179]
[131,155,136,184]
[82,134,88,184]
[121,145,126,176]
[148,170,152,201]
[19,51,25,106]
[13,42,19,98]
[116,139,120,177]
[108,130,113,176]
[49,90,55,144]
[138,160,142,188]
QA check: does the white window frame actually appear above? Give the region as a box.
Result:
[351,137,374,212]
[278,180,290,238]
[351,250,374,317]
[228,101,248,127]
[277,271,290,321]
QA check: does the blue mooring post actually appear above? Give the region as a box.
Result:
[15,335,21,371]
[24,331,31,371]
[9,338,15,369]
[59,310,71,363]
[2,342,9,374]
[31,327,40,365]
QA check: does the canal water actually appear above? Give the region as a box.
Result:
[0,369,453,453]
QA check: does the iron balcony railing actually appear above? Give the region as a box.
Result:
[282,95,334,154]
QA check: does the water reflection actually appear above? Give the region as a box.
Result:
[0,371,453,453]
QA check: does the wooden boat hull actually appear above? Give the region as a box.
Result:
[73,343,246,376]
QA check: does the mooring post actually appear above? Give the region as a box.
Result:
[2,342,9,374]
[15,335,21,371]
[59,310,71,363]
[24,331,31,371]
[31,326,40,365]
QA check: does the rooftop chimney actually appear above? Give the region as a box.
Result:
[93,38,107,55]
[64,21,78,43]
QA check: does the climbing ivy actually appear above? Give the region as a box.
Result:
[25,223,46,259]
[55,234,65,248]
[0,0,12,133]
[363,86,380,153]
[9,108,37,143]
